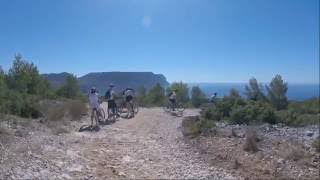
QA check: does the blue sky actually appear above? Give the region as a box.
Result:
[0,0,319,83]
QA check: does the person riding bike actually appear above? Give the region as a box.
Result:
[105,83,118,117]
[122,88,135,117]
[88,87,100,127]
[168,89,177,111]
[210,92,217,103]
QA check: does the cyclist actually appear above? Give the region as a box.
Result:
[210,92,217,103]
[122,88,135,117]
[88,87,100,127]
[168,89,177,111]
[105,83,118,117]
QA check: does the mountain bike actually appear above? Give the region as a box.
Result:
[163,100,185,113]
[107,100,120,122]
[89,107,104,130]
[118,98,139,118]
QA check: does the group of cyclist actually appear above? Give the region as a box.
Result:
[88,83,218,126]
[88,84,136,124]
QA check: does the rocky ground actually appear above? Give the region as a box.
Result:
[0,104,236,179]
[182,118,320,179]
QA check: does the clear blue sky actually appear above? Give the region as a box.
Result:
[0,0,319,83]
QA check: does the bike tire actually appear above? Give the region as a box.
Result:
[163,103,171,112]
[99,108,106,119]
[133,102,139,114]
[176,104,185,112]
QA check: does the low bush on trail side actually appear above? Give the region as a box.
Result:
[282,143,306,162]
[181,116,216,137]
[243,128,259,153]
[41,100,88,122]
[312,137,320,152]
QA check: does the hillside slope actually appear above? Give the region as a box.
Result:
[42,72,169,92]
[79,72,169,92]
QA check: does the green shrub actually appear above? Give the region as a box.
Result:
[20,95,42,118]
[198,119,216,134]
[56,74,81,99]
[258,105,277,124]
[245,78,267,101]
[229,101,277,125]
[230,106,250,124]
[289,98,320,114]
[145,83,165,106]
[276,110,319,127]
[215,100,234,117]
[190,119,216,136]
[201,106,222,121]
[191,86,207,108]
[266,75,289,110]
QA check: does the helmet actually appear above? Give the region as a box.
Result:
[109,83,114,87]
[91,87,97,94]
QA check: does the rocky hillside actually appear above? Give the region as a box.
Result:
[43,72,169,92]
[78,72,169,92]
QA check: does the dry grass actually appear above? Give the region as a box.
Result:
[0,124,13,145]
[243,128,259,153]
[67,100,88,121]
[43,100,87,122]
[283,143,306,162]
[181,116,201,137]
[39,99,87,135]
[312,137,320,152]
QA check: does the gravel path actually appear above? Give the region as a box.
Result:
[1,106,236,179]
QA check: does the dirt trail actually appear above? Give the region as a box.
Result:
[0,105,236,179]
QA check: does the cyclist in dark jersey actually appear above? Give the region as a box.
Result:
[105,84,117,116]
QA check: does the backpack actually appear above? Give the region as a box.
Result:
[105,90,111,99]
[168,92,173,97]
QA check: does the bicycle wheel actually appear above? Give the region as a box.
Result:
[108,108,118,121]
[98,108,105,120]
[176,103,185,112]
[118,103,129,118]
[163,102,171,112]
[133,101,139,114]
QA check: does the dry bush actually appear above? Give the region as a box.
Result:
[0,124,13,145]
[244,128,259,153]
[42,100,87,122]
[283,143,305,162]
[312,137,320,152]
[39,100,87,134]
[66,100,88,121]
[40,101,66,122]
[181,116,201,137]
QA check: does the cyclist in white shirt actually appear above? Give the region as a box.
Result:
[168,89,177,111]
[88,87,100,126]
[122,88,135,117]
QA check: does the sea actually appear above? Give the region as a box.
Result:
[188,83,319,101]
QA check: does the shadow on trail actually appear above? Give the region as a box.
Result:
[78,118,117,132]
[79,125,100,132]
[166,111,184,117]
[99,119,116,126]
